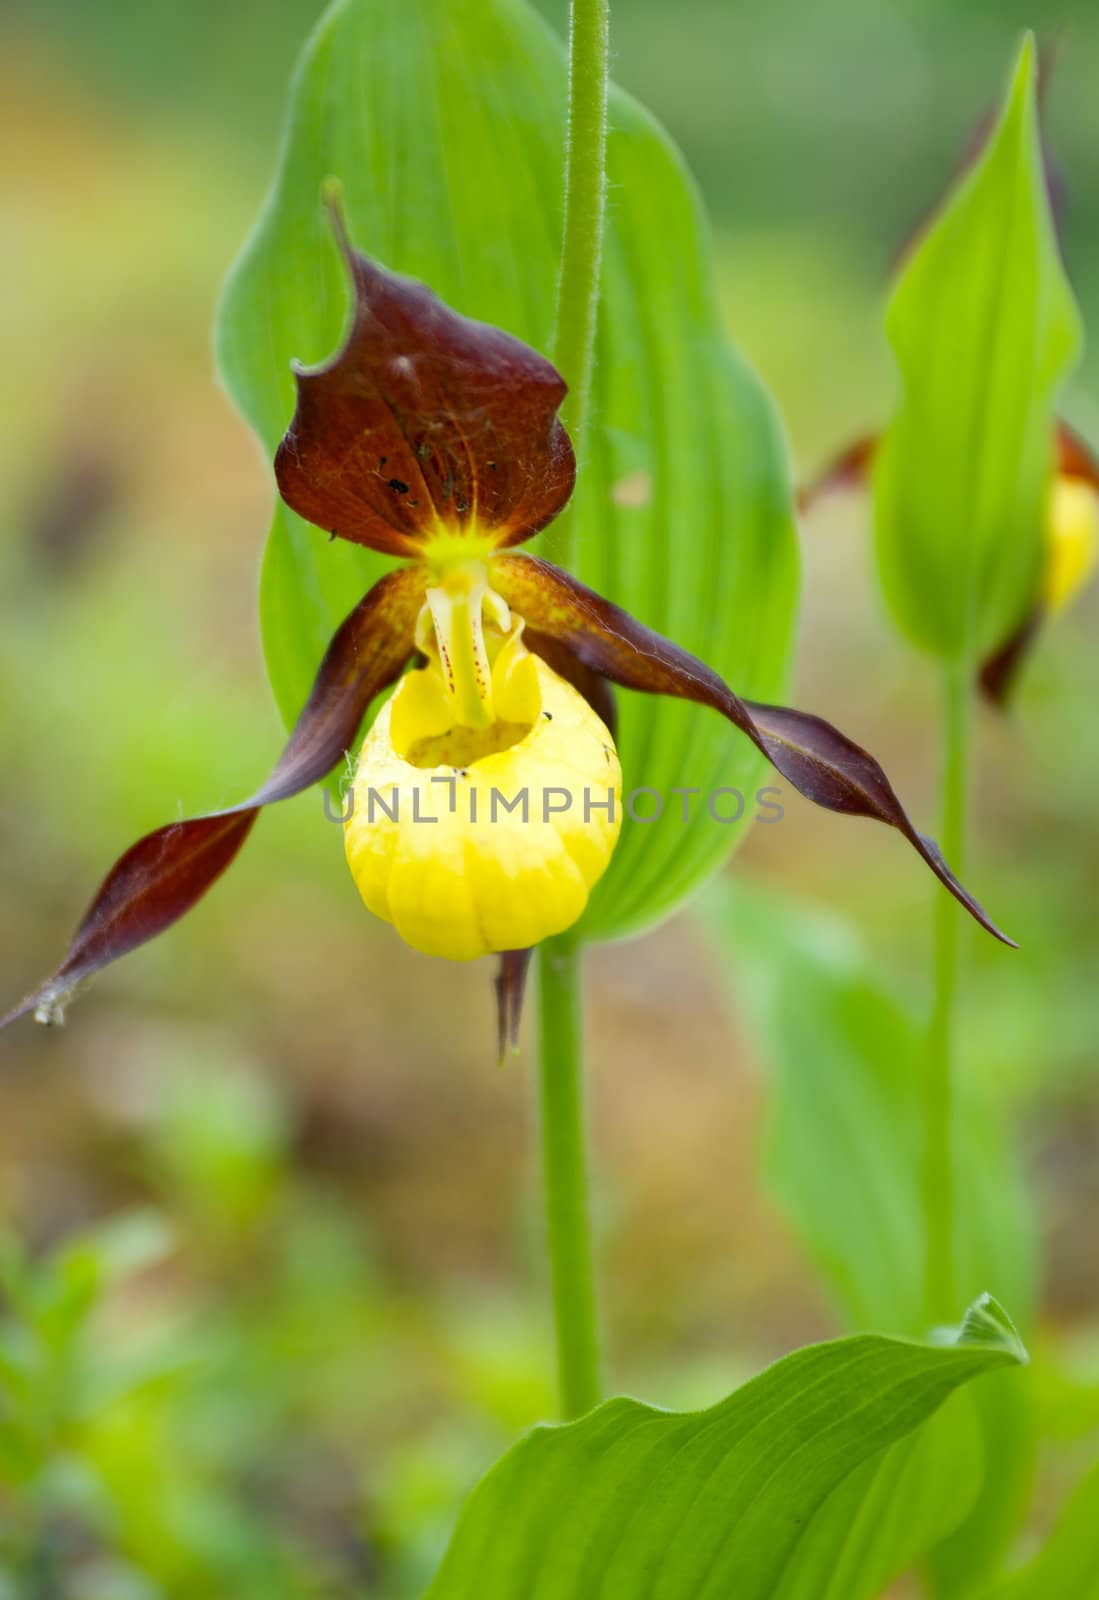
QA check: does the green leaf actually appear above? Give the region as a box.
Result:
[706,881,1035,1336]
[426,1297,1024,1599]
[983,1458,1099,1600]
[926,1374,1035,1598]
[706,881,1038,1596]
[873,33,1080,664]
[773,1395,985,1600]
[215,0,799,943]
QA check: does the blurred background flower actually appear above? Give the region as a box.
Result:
[1,0,1098,1592]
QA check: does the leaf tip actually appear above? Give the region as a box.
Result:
[1015,29,1038,81]
[320,175,351,254]
[1004,30,1040,142]
[956,1292,1029,1365]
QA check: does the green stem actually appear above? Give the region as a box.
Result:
[924,662,972,1324]
[529,0,610,1422]
[551,0,610,571]
[537,937,602,1418]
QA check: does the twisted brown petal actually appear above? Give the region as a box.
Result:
[492,554,1015,946]
[798,434,878,515]
[494,949,534,1065]
[2,567,423,1031]
[275,195,575,557]
[978,605,1044,708]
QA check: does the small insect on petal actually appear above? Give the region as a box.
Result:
[492,554,1016,947]
[275,191,576,558]
[1,568,424,1031]
[523,627,618,739]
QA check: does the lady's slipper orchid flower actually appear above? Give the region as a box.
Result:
[1,200,1013,1052]
[801,423,1099,703]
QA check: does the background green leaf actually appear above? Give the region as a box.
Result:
[926,1377,1035,1598]
[215,0,800,944]
[706,880,1038,1595]
[981,1456,1099,1599]
[873,33,1080,664]
[773,1399,984,1600]
[706,882,1035,1334]
[426,1298,1023,1600]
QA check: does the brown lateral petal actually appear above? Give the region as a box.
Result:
[494,948,534,1064]
[1,567,423,1031]
[978,605,1044,708]
[797,434,878,514]
[275,197,575,558]
[492,554,1015,947]
[1057,420,1099,488]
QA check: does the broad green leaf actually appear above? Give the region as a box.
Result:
[215,0,799,944]
[873,34,1080,664]
[983,1458,1099,1600]
[774,1396,984,1600]
[427,1297,1024,1600]
[927,1375,1035,1598]
[706,881,1037,1596]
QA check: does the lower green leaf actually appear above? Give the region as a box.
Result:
[705,880,1035,1336]
[927,1373,1035,1598]
[427,1297,1024,1600]
[774,1392,984,1600]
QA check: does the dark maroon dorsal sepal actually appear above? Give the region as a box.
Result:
[275,193,576,558]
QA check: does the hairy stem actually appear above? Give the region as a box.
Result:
[551,0,610,570]
[537,937,602,1418]
[529,0,610,1423]
[924,662,971,1323]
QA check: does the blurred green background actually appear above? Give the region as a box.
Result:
[1,0,1098,1593]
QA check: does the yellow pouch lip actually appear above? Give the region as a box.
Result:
[344,654,622,961]
[392,618,543,767]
